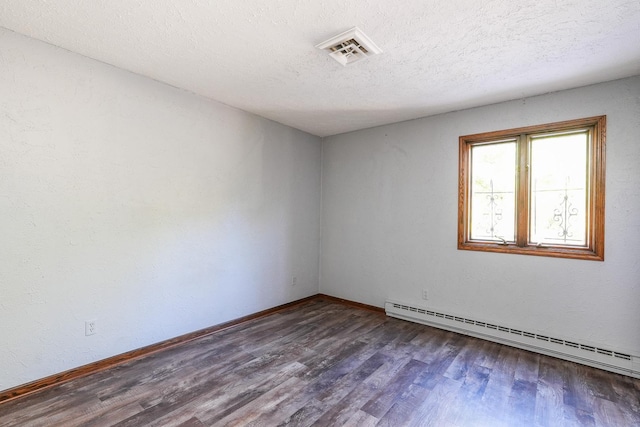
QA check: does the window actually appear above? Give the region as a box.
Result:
[458,116,605,260]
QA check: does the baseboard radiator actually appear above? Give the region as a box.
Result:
[385,300,640,379]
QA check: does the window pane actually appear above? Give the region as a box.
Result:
[529,132,588,246]
[470,142,516,241]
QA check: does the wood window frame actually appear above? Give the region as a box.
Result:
[458,116,606,261]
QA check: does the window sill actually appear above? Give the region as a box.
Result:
[458,241,604,261]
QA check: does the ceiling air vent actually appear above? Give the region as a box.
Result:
[315,27,382,66]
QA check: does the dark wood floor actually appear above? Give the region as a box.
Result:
[1,299,639,426]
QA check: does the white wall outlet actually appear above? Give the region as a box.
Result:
[291,276,297,287]
[85,320,97,336]
[422,289,428,300]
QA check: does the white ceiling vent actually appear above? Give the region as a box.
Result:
[315,27,382,66]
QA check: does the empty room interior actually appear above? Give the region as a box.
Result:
[1,1,639,426]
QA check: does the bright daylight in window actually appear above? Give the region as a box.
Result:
[458,116,605,260]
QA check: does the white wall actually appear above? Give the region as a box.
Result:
[2,24,638,393]
[321,76,640,356]
[0,28,321,391]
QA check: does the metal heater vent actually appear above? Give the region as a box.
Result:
[385,300,639,378]
[316,27,382,66]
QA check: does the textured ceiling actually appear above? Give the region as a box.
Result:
[1,0,639,137]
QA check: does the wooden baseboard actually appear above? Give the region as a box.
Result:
[316,293,385,313]
[0,294,383,404]
[0,295,326,404]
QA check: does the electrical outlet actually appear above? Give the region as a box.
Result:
[291,276,297,287]
[422,289,428,300]
[85,320,97,336]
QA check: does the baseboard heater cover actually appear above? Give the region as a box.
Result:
[385,300,640,379]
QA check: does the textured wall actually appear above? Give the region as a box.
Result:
[0,29,321,391]
[321,76,640,356]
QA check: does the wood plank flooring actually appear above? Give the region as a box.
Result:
[1,299,638,426]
